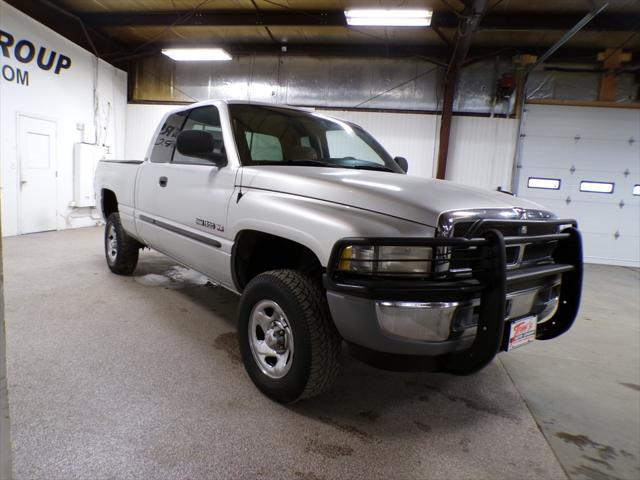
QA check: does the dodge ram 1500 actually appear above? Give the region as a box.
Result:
[95,100,583,403]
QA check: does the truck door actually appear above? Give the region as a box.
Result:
[136,105,237,288]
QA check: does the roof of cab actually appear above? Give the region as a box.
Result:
[169,99,312,113]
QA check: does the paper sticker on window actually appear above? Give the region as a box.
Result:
[527,177,561,190]
[580,181,614,194]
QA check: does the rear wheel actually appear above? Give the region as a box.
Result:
[104,212,140,275]
[238,269,342,403]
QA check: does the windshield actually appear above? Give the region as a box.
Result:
[228,104,403,173]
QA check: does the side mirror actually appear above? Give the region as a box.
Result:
[394,156,408,173]
[176,130,227,166]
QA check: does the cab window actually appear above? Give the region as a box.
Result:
[172,106,225,165]
[245,132,283,162]
[150,111,187,163]
[326,129,383,165]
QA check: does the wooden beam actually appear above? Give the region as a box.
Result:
[4,0,125,59]
[436,70,458,180]
[598,48,632,102]
[77,9,640,32]
[436,0,490,180]
[513,54,538,118]
[527,99,640,109]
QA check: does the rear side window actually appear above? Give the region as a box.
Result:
[150,111,187,163]
[173,106,225,165]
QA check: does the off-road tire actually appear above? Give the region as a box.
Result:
[104,212,140,275]
[238,269,342,403]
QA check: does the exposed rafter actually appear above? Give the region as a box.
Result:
[4,0,125,57]
[105,43,612,65]
[4,0,637,70]
[75,9,639,32]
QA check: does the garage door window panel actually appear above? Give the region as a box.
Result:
[518,168,566,201]
[527,177,561,190]
[579,181,615,194]
[633,185,640,196]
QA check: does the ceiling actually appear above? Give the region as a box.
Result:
[7,0,640,67]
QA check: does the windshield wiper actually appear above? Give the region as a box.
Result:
[288,159,340,167]
[346,164,395,172]
[284,159,394,172]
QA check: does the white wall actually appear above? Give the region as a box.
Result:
[125,104,177,160]
[445,116,518,192]
[0,1,127,236]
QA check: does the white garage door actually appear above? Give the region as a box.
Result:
[516,104,640,267]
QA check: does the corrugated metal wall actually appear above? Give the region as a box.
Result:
[445,116,518,191]
[132,54,639,113]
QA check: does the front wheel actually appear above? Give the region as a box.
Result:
[104,212,140,275]
[238,270,342,403]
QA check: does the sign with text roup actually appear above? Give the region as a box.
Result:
[507,316,537,351]
[0,28,72,87]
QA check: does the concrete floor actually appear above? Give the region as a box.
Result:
[3,227,639,480]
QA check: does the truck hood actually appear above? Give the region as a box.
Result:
[240,166,548,227]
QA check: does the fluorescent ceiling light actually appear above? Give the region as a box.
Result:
[344,9,432,26]
[161,48,232,61]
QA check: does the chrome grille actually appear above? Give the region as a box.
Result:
[438,209,560,271]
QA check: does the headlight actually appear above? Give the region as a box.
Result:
[338,245,433,274]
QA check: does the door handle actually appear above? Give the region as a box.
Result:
[159,176,168,187]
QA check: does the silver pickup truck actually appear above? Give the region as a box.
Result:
[95,100,583,403]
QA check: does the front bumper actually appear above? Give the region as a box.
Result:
[323,222,583,374]
[326,292,475,356]
[326,280,561,356]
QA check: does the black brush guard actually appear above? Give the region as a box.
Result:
[324,219,583,374]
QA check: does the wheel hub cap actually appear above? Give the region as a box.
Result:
[106,225,118,264]
[248,300,294,379]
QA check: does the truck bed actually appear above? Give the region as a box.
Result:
[94,159,143,237]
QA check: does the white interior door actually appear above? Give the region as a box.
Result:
[18,115,58,234]
[516,105,640,267]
